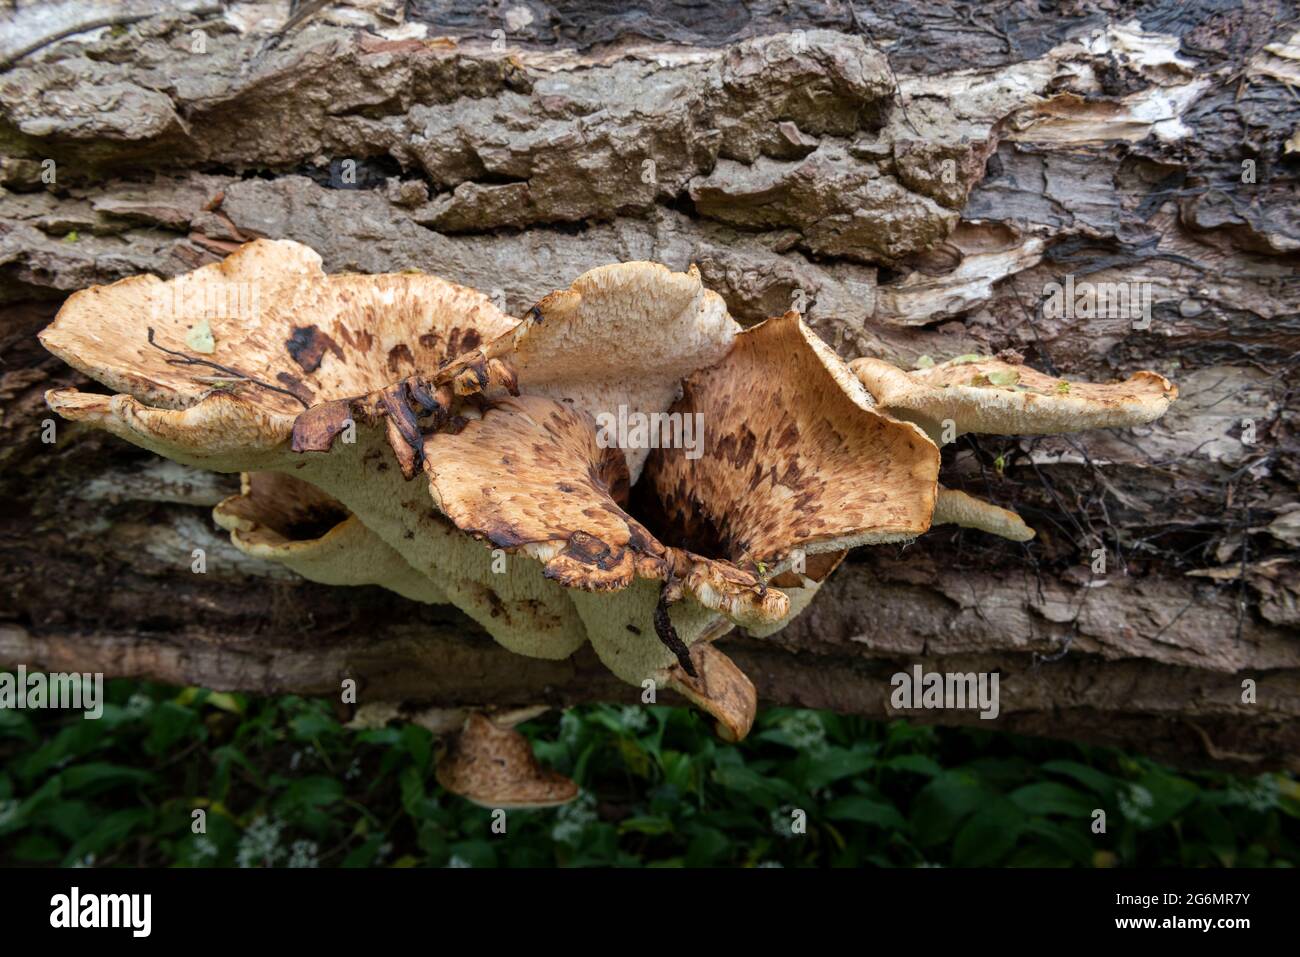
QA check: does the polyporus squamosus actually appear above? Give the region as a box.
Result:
[39,239,1177,799]
[850,354,1176,442]
[850,353,1178,543]
[436,713,579,810]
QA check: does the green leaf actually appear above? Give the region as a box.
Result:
[910,771,993,846]
[0,707,36,743]
[804,748,877,790]
[62,808,152,864]
[879,754,942,777]
[277,776,344,812]
[342,835,387,868]
[684,826,730,866]
[823,796,906,830]
[10,832,62,862]
[57,762,156,795]
[144,701,201,755]
[399,765,427,818]
[289,708,339,742]
[1008,782,1095,818]
[399,724,432,773]
[619,816,675,836]
[1042,760,1116,797]
[1018,818,1095,866]
[1133,769,1198,828]
[952,799,1024,866]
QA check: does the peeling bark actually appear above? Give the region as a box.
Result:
[1,1,1297,771]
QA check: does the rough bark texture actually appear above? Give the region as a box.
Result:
[1,1,1297,771]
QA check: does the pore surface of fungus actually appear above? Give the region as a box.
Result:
[213,471,448,603]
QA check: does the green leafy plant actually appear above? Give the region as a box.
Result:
[0,678,1295,867]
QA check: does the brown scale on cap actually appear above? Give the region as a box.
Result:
[435,713,579,810]
[642,312,941,577]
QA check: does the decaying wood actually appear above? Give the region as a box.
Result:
[1,1,1297,771]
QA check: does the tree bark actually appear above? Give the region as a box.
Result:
[1,0,1297,771]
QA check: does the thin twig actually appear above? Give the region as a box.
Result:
[146,327,309,408]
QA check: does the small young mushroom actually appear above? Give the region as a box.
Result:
[850,355,1177,443]
[435,712,579,810]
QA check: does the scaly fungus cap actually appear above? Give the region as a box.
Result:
[427,262,739,481]
[423,393,789,635]
[435,713,579,809]
[41,239,514,425]
[642,312,941,576]
[41,238,517,467]
[851,354,1177,442]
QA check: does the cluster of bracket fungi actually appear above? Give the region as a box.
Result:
[39,240,1177,807]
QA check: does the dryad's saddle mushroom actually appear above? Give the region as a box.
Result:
[39,239,1177,803]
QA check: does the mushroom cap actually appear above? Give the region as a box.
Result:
[661,641,757,742]
[931,486,1036,542]
[39,238,516,437]
[214,471,448,603]
[642,312,941,574]
[433,262,740,481]
[435,713,579,810]
[851,355,1177,439]
[424,393,788,629]
[44,387,293,469]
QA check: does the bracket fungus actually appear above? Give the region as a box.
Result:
[38,239,1178,784]
[435,713,580,810]
[850,354,1177,442]
[849,353,1177,542]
